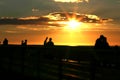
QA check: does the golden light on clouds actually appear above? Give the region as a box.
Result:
[18,16,40,20]
[5,30,17,33]
[54,0,89,3]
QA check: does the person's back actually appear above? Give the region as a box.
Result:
[94,35,110,49]
[24,40,27,46]
[94,38,101,49]
[3,38,8,45]
[100,35,110,49]
[46,38,54,47]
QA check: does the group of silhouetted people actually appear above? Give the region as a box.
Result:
[21,40,27,46]
[0,38,28,46]
[94,35,110,49]
[44,37,54,47]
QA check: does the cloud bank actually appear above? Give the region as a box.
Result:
[45,12,112,23]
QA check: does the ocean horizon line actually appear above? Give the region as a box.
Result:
[0,44,119,47]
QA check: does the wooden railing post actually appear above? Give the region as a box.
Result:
[36,48,42,79]
[58,54,63,80]
[21,46,27,76]
[8,46,13,72]
[90,54,96,80]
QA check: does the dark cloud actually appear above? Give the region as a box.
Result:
[0,0,34,17]
[0,0,119,24]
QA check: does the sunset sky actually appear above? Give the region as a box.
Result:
[0,0,120,46]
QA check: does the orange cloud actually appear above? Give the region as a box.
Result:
[18,16,40,20]
[5,30,17,33]
[16,25,51,31]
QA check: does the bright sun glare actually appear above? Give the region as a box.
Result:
[66,19,82,30]
[68,19,79,28]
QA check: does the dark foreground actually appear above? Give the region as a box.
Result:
[0,45,120,80]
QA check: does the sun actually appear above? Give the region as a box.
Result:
[66,19,82,30]
[68,19,79,28]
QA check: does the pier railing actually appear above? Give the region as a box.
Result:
[0,45,120,80]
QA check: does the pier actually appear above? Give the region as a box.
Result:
[0,45,120,80]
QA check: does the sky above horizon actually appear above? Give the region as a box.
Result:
[0,0,120,19]
[0,0,120,46]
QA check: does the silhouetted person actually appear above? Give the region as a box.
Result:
[94,35,110,49]
[21,39,27,46]
[21,40,24,45]
[44,37,48,47]
[3,38,8,46]
[24,40,27,45]
[46,38,54,47]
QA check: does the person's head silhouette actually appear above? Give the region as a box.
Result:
[49,38,52,42]
[100,35,104,38]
